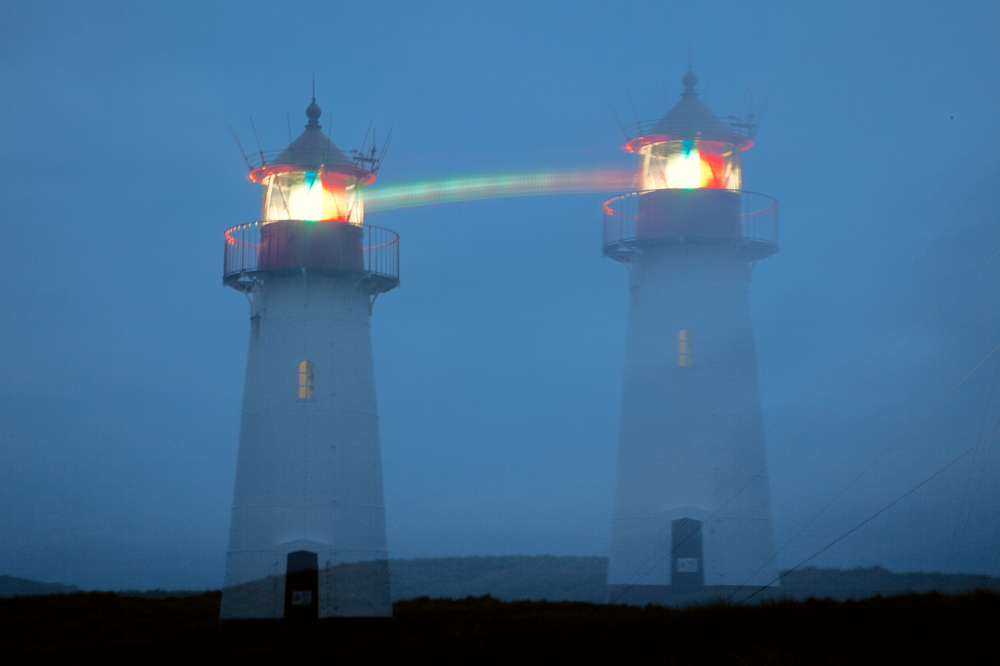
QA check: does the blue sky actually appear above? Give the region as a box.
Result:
[2,1,999,590]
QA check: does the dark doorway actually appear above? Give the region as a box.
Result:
[671,518,705,591]
[284,550,319,622]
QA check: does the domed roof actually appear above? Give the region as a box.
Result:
[250,98,374,184]
[272,98,355,169]
[650,69,733,136]
[626,69,753,152]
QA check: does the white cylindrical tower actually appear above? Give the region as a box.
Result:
[220,99,399,621]
[604,70,779,604]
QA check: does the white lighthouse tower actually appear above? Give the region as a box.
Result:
[219,98,399,620]
[604,69,779,604]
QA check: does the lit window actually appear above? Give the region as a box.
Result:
[298,360,315,399]
[678,329,694,368]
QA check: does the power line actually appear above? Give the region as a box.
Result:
[947,353,1000,570]
[729,336,1000,603]
[738,421,1000,604]
[612,164,1000,604]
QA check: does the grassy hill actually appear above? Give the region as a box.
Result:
[5,558,999,662]
[388,555,606,602]
[1,590,998,663]
[0,575,78,598]
[390,556,1000,603]
[6,557,999,603]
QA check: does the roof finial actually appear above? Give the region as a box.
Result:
[682,66,698,95]
[311,74,316,103]
[305,79,322,129]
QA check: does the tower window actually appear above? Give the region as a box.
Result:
[678,329,694,368]
[298,360,315,399]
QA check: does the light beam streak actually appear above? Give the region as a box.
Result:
[364,168,637,212]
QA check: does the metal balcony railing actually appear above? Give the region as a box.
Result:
[602,189,778,262]
[223,221,399,289]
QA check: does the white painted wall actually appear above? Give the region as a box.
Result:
[608,242,778,594]
[220,271,391,618]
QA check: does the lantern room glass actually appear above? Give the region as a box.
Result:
[639,140,741,191]
[261,169,364,225]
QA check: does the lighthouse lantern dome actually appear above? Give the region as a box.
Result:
[248,99,375,226]
[627,69,751,192]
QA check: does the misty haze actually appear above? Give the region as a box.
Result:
[1,0,999,613]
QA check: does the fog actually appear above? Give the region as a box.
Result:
[1,1,999,591]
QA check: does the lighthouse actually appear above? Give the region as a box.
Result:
[604,69,779,603]
[219,98,399,620]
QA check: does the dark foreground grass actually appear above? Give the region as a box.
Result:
[1,590,997,664]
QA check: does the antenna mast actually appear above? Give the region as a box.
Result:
[229,126,253,171]
[351,126,392,175]
[249,116,266,166]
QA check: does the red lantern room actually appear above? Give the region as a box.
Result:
[626,69,751,192]
[223,98,399,293]
[602,68,777,263]
[249,98,374,226]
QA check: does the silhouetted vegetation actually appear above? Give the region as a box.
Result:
[4,562,999,662]
[1,590,998,663]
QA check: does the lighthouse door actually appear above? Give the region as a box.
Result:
[671,518,705,591]
[284,550,319,621]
